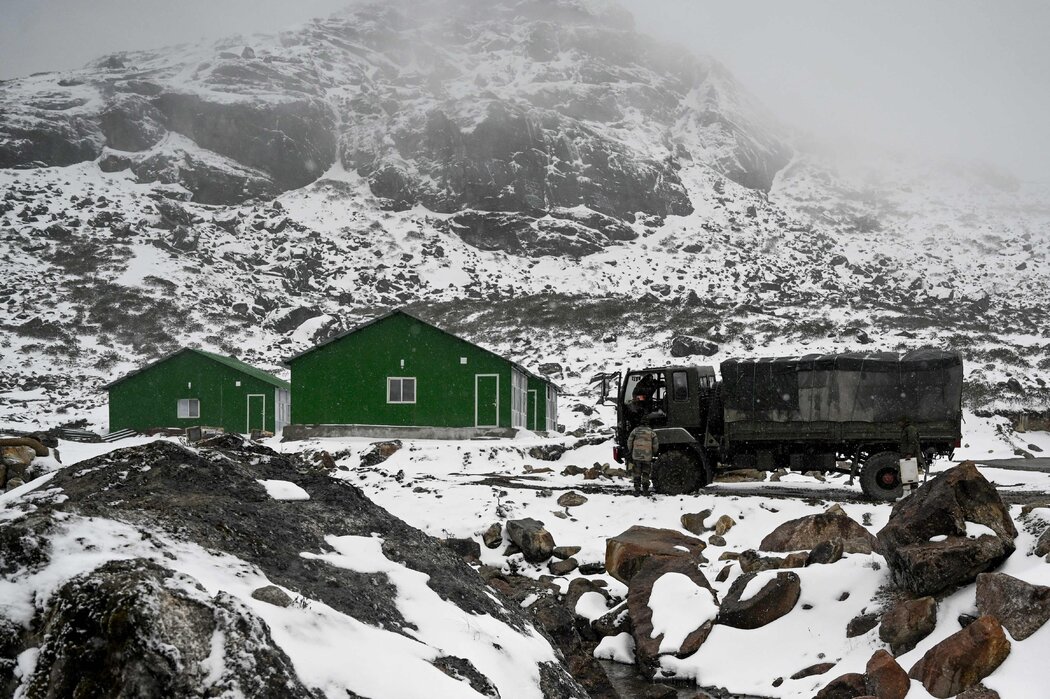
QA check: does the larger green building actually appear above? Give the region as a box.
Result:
[107,348,291,435]
[284,310,559,439]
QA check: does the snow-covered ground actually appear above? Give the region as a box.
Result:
[4,411,1048,698]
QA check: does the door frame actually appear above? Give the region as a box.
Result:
[246,393,266,433]
[528,389,538,431]
[474,374,499,428]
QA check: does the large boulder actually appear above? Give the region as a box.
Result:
[716,571,800,630]
[605,526,706,585]
[865,649,910,699]
[876,462,1017,596]
[506,518,556,563]
[626,555,717,678]
[975,572,1050,640]
[815,672,867,699]
[760,512,879,555]
[908,615,1011,698]
[23,558,314,698]
[879,596,938,654]
[669,335,719,358]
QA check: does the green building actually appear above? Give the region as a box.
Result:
[284,310,559,439]
[107,348,291,435]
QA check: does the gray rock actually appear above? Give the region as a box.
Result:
[717,572,801,629]
[669,335,719,358]
[879,596,937,654]
[506,518,556,563]
[548,558,578,576]
[976,572,1050,641]
[556,491,588,507]
[482,522,503,549]
[846,612,880,638]
[251,585,293,608]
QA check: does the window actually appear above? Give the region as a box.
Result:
[177,398,200,419]
[672,371,689,401]
[387,377,416,404]
[511,369,527,428]
[546,385,558,432]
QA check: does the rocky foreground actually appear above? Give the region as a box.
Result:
[3,436,1050,698]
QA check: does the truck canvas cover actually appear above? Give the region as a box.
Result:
[720,350,963,425]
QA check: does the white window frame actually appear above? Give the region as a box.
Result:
[177,398,200,419]
[511,369,527,429]
[387,377,417,404]
[546,385,558,432]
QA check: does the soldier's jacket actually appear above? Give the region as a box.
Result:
[628,426,659,462]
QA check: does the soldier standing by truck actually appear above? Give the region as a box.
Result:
[627,414,659,496]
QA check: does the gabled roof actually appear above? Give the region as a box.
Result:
[105,348,290,390]
[283,309,559,389]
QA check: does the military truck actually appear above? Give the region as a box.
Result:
[593,350,963,501]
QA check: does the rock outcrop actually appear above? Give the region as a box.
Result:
[876,463,1017,596]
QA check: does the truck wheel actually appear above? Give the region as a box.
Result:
[860,451,903,501]
[652,450,707,495]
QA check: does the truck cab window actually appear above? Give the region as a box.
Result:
[672,371,688,401]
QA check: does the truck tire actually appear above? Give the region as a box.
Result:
[652,449,708,495]
[860,451,903,501]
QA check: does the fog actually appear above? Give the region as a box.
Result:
[1,0,1047,181]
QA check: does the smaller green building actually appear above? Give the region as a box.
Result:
[107,348,291,435]
[284,310,559,439]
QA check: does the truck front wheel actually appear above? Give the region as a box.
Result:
[652,449,708,495]
[860,451,903,501]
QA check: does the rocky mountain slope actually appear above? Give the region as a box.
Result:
[0,0,1048,431]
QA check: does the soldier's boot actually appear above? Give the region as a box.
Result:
[641,474,651,495]
[633,476,642,496]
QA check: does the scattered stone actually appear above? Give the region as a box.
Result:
[957,684,1001,699]
[578,562,605,575]
[708,535,726,547]
[713,514,736,536]
[442,537,481,561]
[908,615,1011,698]
[879,596,937,654]
[669,335,719,358]
[876,462,1017,596]
[717,572,800,629]
[549,558,579,576]
[557,491,588,507]
[506,518,556,563]
[605,526,706,585]
[738,549,784,573]
[503,543,522,557]
[482,522,503,549]
[715,565,732,583]
[5,478,25,492]
[865,649,909,699]
[251,585,293,608]
[627,555,716,678]
[583,466,601,480]
[680,509,712,535]
[553,546,582,560]
[529,444,568,461]
[975,572,1050,640]
[782,552,810,568]
[0,445,36,467]
[760,512,879,555]
[815,672,867,699]
[807,540,844,566]
[790,662,836,680]
[592,601,631,638]
[359,440,402,467]
[715,469,765,483]
[1035,527,1050,558]
[825,503,847,517]
[846,612,880,638]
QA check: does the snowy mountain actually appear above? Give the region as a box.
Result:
[1,0,1049,431]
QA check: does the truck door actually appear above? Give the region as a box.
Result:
[665,369,701,432]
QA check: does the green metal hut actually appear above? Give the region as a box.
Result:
[107,348,291,435]
[283,310,559,439]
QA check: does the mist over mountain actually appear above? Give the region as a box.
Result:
[0,0,1048,430]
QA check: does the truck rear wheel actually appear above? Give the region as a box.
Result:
[860,451,903,501]
[652,449,708,495]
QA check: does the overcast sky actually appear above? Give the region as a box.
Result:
[1,0,1047,181]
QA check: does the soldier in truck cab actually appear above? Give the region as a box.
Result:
[626,373,662,427]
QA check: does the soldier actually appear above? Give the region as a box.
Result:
[627,413,659,496]
[899,416,927,478]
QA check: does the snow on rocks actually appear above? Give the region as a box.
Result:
[256,478,310,501]
[605,525,707,584]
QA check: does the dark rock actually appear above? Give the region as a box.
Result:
[957,685,1001,699]
[251,585,293,608]
[707,534,726,547]
[846,612,880,638]
[680,509,712,535]
[876,462,1017,596]
[359,440,403,468]
[506,518,556,563]
[99,94,166,151]
[737,549,784,573]
[442,537,482,561]
[552,546,581,560]
[432,655,499,697]
[25,559,314,698]
[717,571,800,629]
[626,555,716,678]
[548,558,578,576]
[879,596,937,654]
[908,615,1011,698]
[529,444,568,461]
[592,601,631,638]
[557,491,588,507]
[975,572,1050,640]
[790,662,836,679]
[815,672,867,699]
[578,562,605,575]
[528,595,617,697]
[807,540,844,566]
[482,522,503,549]
[1035,527,1050,557]
[865,649,909,699]
[605,525,706,584]
[669,334,719,358]
[760,512,879,555]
